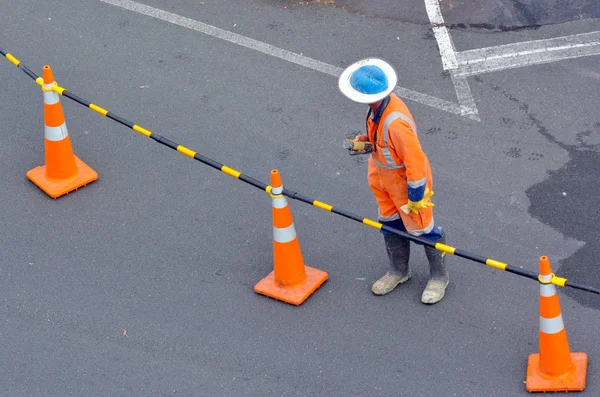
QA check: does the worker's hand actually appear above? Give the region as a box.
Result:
[354,133,369,142]
[344,138,372,154]
[401,188,434,215]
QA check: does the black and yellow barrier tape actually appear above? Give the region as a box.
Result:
[2,48,598,295]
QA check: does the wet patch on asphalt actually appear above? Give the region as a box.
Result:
[261,0,600,31]
[526,131,600,310]
[495,88,600,309]
[471,76,600,309]
[441,0,600,31]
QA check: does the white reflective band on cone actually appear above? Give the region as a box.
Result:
[272,196,288,209]
[43,86,60,105]
[273,224,296,243]
[540,283,557,297]
[540,315,565,334]
[45,124,69,141]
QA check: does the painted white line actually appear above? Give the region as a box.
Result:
[100,0,466,118]
[456,31,600,77]
[459,31,600,63]
[423,0,479,120]
[450,73,480,121]
[393,87,465,119]
[424,0,458,70]
[100,0,341,76]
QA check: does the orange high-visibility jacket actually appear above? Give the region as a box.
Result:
[366,94,434,234]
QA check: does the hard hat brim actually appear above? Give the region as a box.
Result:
[338,58,397,104]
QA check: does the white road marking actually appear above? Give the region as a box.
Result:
[455,31,600,77]
[99,0,465,118]
[424,1,600,120]
[450,73,479,120]
[394,87,464,118]
[424,0,458,70]
[424,0,480,121]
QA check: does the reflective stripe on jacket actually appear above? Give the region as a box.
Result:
[367,94,429,202]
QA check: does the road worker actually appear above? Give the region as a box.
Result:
[338,58,449,304]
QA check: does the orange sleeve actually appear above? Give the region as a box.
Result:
[388,119,428,202]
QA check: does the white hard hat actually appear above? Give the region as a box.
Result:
[338,58,397,104]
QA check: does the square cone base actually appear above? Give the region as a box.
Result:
[26,156,98,199]
[254,266,328,306]
[526,352,588,392]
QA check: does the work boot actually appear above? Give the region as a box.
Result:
[421,229,449,304]
[371,234,411,295]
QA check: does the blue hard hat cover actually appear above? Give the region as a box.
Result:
[349,65,388,95]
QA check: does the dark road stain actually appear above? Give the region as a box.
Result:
[442,0,600,31]
[426,127,441,135]
[527,147,600,309]
[504,147,522,158]
[512,0,537,26]
[260,0,429,24]
[277,149,292,160]
[528,152,543,161]
[485,84,600,309]
[261,0,600,31]
[500,92,600,309]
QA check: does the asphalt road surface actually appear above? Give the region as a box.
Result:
[1,0,599,396]
[270,0,600,29]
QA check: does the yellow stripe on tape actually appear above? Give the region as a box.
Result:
[132,124,152,137]
[486,259,508,271]
[552,276,567,287]
[435,243,456,255]
[363,218,382,229]
[177,146,196,158]
[89,103,108,116]
[6,53,20,66]
[313,200,333,212]
[221,166,241,178]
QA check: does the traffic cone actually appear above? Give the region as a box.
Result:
[254,169,328,305]
[26,65,98,198]
[525,256,588,392]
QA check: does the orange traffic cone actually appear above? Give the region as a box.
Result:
[254,169,328,305]
[26,65,97,198]
[525,256,588,392]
